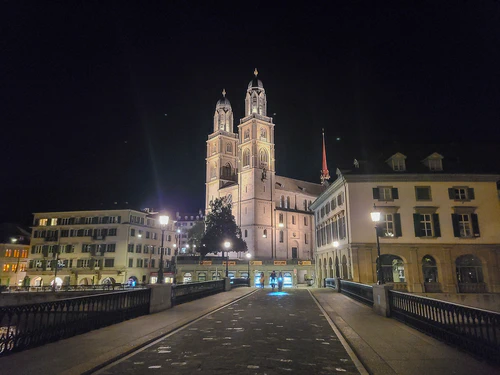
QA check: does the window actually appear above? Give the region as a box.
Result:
[286,196,290,209]
[77,259,91,268]
[50,218,58,226]
[263,229,267,238]
[106,244,116,252]
[280,195,284,208]
[415,186,431,201]
[325,202,330,214]
[260,128,267,141]
[244,229,248,238]
[128,258,133,267]
[392,158,406,171]
[144,259,149,268]
[378,213,403,237]
[279,213,284,224]
[373,187,398,201]
[243,149,250,167]
[303,200,307,211]
[331,198,336,210]
[304,217,308,226]
[279,230,284,243]
[226,142,232,153]
[136,244,142,253]
[413,213,440,237]
[244,129,250,140]
[422,255,438,283]
[451,213,480,238]
[380,255,405,282]
[428,159,442,171]
[304,233,308,244]
[128,244,134,253]
[449,187,474,201]
[131,228,135,237]
[292,216,296,225]
[4,249,11,257]
[337,193,344,206]
[456,255,484,291]
[104,259,114,268]
[151,259,155,268]
[136,259,143,267]
[39,218,48,226]
[259,149,268,167]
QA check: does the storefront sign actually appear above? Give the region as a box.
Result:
[200,261,212,265]
[222,261,236,266]
[298,261,312,266]
[274,260,286,266]
[250,261,262,266]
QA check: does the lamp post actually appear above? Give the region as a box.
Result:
[157,215,169,284]
[224,241,231,277]
[246,253,251,286]
[370,207,384,285]
[173,229,181,284]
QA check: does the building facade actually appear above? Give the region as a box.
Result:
[0,224,30,287]
[205,71,323,283]
[28,209,177,286]
[311,152,500,294]
[174,210,205,253]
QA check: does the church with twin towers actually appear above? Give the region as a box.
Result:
[206,70,324,261]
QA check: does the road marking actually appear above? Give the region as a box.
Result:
[308,289,368,375]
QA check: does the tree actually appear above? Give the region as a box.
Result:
[187,221,204,252]
[200,198,247,258]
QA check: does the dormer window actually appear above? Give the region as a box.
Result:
[422,153,444,172]
[392,158,406,171]
[428,159,442,171]
[386,153,407,172]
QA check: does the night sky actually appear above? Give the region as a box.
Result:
[2,1,499,226]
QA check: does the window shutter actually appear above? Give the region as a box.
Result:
[432,214,441,237]
[448,188,455,199]
[394,213,402,237]
[413,214,422,237]
[392,188,399,199]
[468,188,475,200]
[451,214,460,237]
[471,213,480,237]
[372,188,380,200]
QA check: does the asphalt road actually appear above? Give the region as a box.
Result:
[97,289,361,374]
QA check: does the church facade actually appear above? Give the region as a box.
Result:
[205,71,324,265]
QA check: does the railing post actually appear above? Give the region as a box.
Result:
[372,284,393,317]
[223,277,231,292]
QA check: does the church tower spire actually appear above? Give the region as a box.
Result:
[213,89,234,133]
[320,129,330,185]
[245,68,267,117]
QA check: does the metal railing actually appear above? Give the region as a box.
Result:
[0,288,151,356]
[230,278,250,288]
[324,278,339,290]
[389,290,500,361]
[339,280,374,307]
[3,284,147,293]
[172,280,224,306]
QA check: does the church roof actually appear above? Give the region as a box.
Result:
[275,175,324,197]
[248,78,264,89]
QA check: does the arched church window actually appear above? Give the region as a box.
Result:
[286,196,291,209]
[263,229,267,238]
[260,128,267,141]
[243,149,250,167]
[221,163,232,179]
[219,113,224,129]
[279,213,284,224]
[244,129,250,141]
[226,143,232,153]
[259,149,268,168]
[279,230,284,243]
[280,195,285,208]
[252,95,258,113]
[303,200,307,211]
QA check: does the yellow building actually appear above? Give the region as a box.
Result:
[311,152,500,295]
[0,223,30,287]
[28,209,177,287]
[205,71,323,283]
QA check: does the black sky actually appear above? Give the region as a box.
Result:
[2,1,500,226]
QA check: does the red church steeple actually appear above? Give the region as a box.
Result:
[320,128,330,185]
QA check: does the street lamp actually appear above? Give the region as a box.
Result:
[173,228,181,284]
[224,241,231,277]
[370,206,384,285]
[246,253,251,286]
[157,215,169,284]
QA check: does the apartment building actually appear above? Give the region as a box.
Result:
[28,209,176,286]
[311,152,500,294]
[0,223,30,287]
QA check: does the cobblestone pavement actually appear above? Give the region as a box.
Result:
[97,289,361,375]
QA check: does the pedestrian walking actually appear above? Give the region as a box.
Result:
[270,270,277,291]
[259,272,265,288]
[278,271,283,291]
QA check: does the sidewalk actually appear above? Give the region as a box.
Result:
[0,287,256,375]
[312,289,500,375]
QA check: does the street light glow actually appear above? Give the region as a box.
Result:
[370,211,381,222]
[224,241,231,249]
[246,253,251,259]
[333,241,339,248]
[159,215,169,225]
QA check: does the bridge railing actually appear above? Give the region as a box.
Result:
[3,284,148,293]
[389,290,500,361]
[230,278,250,288]
[339,280,374,307]
[172,280,225,305]
[0,288,151,357]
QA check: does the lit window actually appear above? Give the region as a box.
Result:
[458,214,472,237]
[381,214,394,237]
[39,219,48,226]
[50,218,58,226]
[5,249,11,257]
